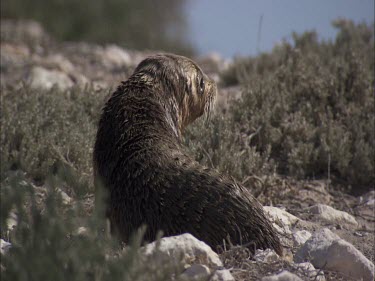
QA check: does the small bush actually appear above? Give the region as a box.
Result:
[185,116,276,182]
[1,172,184,280]
[207,20,374,191]
[0,85,105,194]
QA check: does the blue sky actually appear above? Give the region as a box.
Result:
[186,0,374,58]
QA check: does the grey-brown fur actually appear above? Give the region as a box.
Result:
[93,54,282,255]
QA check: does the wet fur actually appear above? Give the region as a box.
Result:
[93,54,282,255]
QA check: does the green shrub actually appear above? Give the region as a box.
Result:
[2,20,373,195]
[198,20,374,191]
[0,172,184,280]
[185,116,276,183]
[0,85,105,194]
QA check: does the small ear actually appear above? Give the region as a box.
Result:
[134,57,164,74]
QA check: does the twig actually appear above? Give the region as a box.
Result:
[201,147,214,168]
[256,14,263,55]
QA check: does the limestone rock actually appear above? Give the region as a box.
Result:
[210,269,235,281]
[0,239,12,255]
[254,249,280,263]
[263,206,300,234]
[6,211,18,231]
[28,66,73,90]
[142,233,223,267]
[181,264,210,280]
[56,188,72,205]
[100,45,132,68]
[292,230,311,247]
[359,190,375,207]
[261,270,303,281]
[76,227,88,236]
[264,206,300,226]
[295,228,374,281]
[307,204,358,227]
[295,262,325,281]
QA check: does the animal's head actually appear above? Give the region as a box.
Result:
[133,54,217,131]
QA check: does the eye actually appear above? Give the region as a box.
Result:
[199,77,205,94]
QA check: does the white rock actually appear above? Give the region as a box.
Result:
[292,230,311,247]
[359,190,375,206]
[181,264,210,280]
[6,211,18,231]
[76,227,88,236]
[43,54,75,73]
[295,228,374,281]
[101,45,132,68]
[28,66,73,90]
[295,262,325,281]
[142,233,222,267]
[211,269,235,281]
[254,249,280,263]
[261,270,303,281]
[263,206,300,234]
[365,198,375,206]
[307,204,358,227]
[263,206,300,226]
[56,188,72,205]
[0,239,12,255]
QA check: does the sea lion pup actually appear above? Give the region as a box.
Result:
[93,54,282,255]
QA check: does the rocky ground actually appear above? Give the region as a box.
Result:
[1,20,374,281]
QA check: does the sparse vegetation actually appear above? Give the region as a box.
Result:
[1,85,104,195]
[1,172,184,280]
[193,20,374,192]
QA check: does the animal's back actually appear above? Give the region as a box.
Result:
[93,54,282,255]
